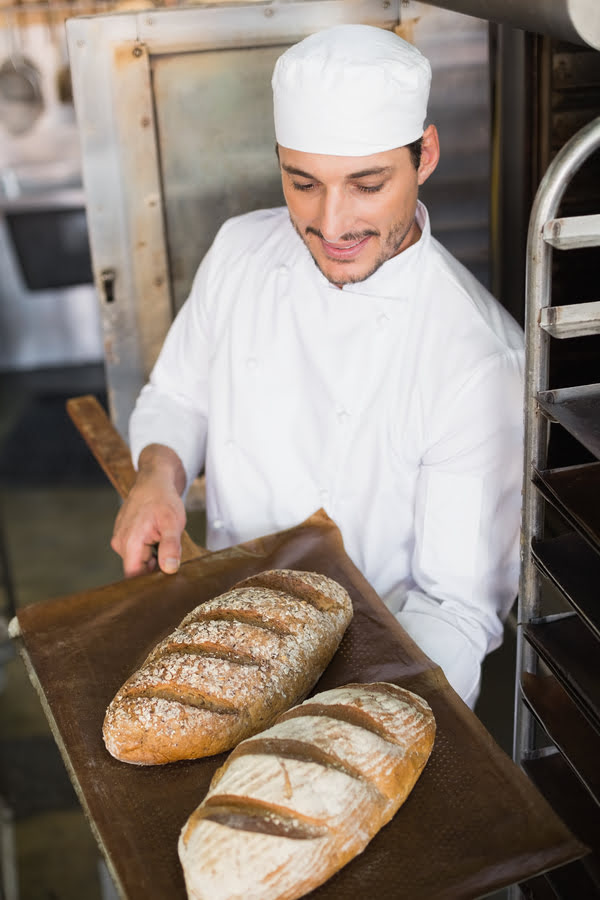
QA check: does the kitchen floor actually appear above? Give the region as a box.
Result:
[0,364,515,900]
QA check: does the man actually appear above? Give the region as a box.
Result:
[111,25,524,709]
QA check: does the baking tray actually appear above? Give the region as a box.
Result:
[10,510,587,900]
[533,462,600,553]
[523,614,600,733]
[532,533,600,640]
[523,752,600,891]
[537,384,600,461]
[521,672,600,804]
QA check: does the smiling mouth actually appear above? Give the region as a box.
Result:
[319,234,374,261]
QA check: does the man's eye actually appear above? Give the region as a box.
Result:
[356,183,383,194]
[292,181,315,191]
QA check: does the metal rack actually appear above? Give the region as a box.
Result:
[514,115,600,897]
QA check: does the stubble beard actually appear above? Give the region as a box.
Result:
[289,215,416,286]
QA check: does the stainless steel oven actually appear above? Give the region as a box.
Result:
[0,176,102,371]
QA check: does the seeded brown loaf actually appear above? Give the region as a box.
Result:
[178,682,436,900]
[102,569,353,765]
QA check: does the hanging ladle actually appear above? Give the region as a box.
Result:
[0,5,44,136]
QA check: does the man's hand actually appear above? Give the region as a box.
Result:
[111,444,187,577]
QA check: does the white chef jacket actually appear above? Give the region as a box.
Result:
[130,201,525,709]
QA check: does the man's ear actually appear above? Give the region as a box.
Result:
[417,124,440,186]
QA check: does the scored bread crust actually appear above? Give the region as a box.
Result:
[178,682,436,900]
[102,569,353,765]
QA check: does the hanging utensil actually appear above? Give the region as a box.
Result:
[0,5,44,136]
[47,0,72,105]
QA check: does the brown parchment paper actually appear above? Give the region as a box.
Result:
[12,509,586,899]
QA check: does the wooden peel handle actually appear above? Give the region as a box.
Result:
[66,395,136,498]
[66,395,206,561]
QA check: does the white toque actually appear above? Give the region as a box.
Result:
[272,24,431,157]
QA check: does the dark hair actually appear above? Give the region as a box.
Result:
[275,138,423,168]
[407,136,423,171]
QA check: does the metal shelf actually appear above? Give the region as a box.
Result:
[524,615,600,734]
[543,861,600,898]
[522,860,600,900]
[518,874,559,900]
[533,463,600,553]
[537,383,600,460]
[542,213,600,250]
[532,533,600,640]
[540,300,600,339]
[523,753,599,885]
[521,672,600,804]
[516,114,600,900]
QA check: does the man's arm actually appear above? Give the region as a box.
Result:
[111,443,187,576]
[110,235,217,575]
[396,349,524,708]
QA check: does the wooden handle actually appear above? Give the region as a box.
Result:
[66,395,207,561]
[66,395,136,497]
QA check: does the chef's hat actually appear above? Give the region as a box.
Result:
[272,24,431,157]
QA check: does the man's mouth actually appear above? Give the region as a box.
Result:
[318,234,373,261]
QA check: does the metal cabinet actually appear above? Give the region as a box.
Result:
[514,116,600,898]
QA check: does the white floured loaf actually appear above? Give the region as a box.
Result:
[103,569,353,765]
[178,682,436,900]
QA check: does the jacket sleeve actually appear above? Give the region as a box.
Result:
[394,349,524,708]
[129,246,215,494]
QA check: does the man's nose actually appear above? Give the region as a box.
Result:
[318,188,354,242]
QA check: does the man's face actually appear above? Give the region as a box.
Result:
[278,134,437,287]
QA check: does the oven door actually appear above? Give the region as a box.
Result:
[0,182,101,371]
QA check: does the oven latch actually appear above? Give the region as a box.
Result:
[100,268,116,303]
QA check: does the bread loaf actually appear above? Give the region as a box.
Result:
[103,569,353,765]
[178,682,436,900]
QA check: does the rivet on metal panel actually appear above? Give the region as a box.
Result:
[132,46,143,58]
[264,7,274,17]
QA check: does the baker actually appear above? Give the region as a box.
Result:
[111,24,524,709]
